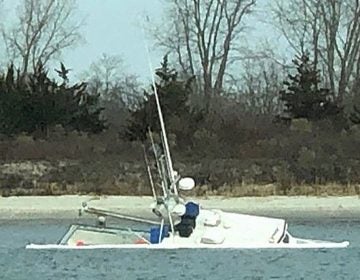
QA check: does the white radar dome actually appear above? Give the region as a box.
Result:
[178,177,195,191]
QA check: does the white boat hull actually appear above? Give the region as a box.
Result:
[26,240,349,250]
[25,209,350,250]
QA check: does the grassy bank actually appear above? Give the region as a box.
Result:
[1,127,360,197]
[1,159,360,197]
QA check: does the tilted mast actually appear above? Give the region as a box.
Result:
[151,80,178,196]
[144,52,178,198]
[141,25,182,239]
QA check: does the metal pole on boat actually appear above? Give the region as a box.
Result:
[148,129,167,197]
[141,16,177,236]
[159,218,164,243]
[141,17,178,196]
[142,144,157,200]
[83,206,161,225]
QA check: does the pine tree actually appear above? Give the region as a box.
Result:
[124,55,199,144]
[280,54,342,121]
[0,64,106,136]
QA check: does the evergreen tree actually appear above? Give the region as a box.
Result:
[0,63,106,136]
[124,56,200,145]
[280,54,342,121]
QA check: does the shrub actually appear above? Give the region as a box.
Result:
[0,64,106,137]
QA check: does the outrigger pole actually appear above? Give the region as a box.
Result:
[80,202,160,225]
[148,129,167,198]
[142,143,157,200]
[142,16,179,236]
[142,18,178,197]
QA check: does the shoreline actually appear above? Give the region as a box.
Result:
[1,195,360,220]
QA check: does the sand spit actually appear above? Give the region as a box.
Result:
[0,195,359,220]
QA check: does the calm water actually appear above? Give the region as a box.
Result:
[0,218,359,280]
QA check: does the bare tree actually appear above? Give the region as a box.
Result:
[1,0,83,74]
[154,0,256,101]
[85,54,124,98]
[83,53,143,109]
[226,60,284,115]
[271,0,360,103]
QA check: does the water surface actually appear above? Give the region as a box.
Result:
[0,218,359,280]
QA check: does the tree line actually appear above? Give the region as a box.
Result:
[0,0,359,136]
[1,0,360,189]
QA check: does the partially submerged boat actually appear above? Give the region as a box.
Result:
[26,201,350,249]
[26,59,349,251]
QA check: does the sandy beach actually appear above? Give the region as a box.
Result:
[0,195,360,220]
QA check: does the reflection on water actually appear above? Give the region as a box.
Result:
[0,218,359,280]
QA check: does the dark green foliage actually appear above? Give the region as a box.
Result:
[280,55,343,122]
[0,63,106,137]
[350,105,360,124]
[1,55,360,194]
[124,56,201,146]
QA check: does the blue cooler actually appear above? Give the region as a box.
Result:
[150,225,169,244]
[184,202,200,218]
